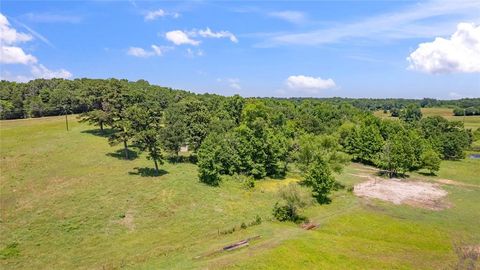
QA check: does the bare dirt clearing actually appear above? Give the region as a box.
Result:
[354,178,450,210]
[118,209,135,231]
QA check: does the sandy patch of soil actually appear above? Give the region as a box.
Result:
[354,178,450,210]
[119,209,135,231]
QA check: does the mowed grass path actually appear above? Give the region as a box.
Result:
[374,107,480,130]
[1,116,479,269]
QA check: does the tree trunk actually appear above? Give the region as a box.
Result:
[153,159,159,174]
[123,140,129,160]
[100,122,104,133]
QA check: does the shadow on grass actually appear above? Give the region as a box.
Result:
[418,171,437,177]
[106,149,139,160]
[81,128,115,138]
[129,167,168,177]
[376,170,409,179]
[166,154,197,164]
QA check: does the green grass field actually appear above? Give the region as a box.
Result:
[1,116,479,269]
[374,107,480,130]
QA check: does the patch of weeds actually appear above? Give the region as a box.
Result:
[242,176,255,190]
[219,226,237,235]
[249,215,262,226]
[219,215,263,235]
[0,242,20,260]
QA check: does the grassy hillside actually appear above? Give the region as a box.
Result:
[1,116,479,269]
[374,107,480,130]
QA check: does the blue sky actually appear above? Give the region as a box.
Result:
[1,0,479,99]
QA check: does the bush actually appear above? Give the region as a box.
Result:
[273,183,312,222]
[421,147,441,175]
[242,176,255,190]
[272,202,297,222]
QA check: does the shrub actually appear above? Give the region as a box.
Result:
[242,176,255,190]
[272,202,297,222]
[273,183,312,222]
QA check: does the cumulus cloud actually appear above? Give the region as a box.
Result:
[145,9,179,21]
[0,13,32,45]
[0,46,37,64]
[127,45,172,57]
[31,64,72,79]
[407,22,480,74]
[197,28,238,43]
[286,75,336,93]
[0,13,72,81]
[0,64,72,82]
[268,11,306,24]
[165,30,200,46]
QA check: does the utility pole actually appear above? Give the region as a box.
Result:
[64,105,69,131]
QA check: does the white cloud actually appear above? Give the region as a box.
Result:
[23,12,82,24]
[14,20,54,47]
[145,9,165,21]
[217,78,242,90]
[268,11,306,24]
[151,45,166,56]
[0,13,32,45]
[0,70,32,82]
[286,75,336,94]
[0,64,72,82]
[127,47,152,57]
[144,9,180,21]
[0,13,72,81]
[0,46,37,64]
[258,0,480,47]
[197,28,238,43]
[31,64,72,79]
[127,45,172,57]
[407,22,480,74]
[228,78,241,90]
[186,48,204,57]
[165,30,200,46]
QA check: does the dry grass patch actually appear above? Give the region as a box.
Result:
[354,178,450,210]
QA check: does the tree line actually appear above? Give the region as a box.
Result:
[0,78,475,213]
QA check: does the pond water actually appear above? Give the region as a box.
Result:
[469,154,480,159]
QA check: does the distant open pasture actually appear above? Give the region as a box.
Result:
[374,107,480,130]
[1,116,479,269]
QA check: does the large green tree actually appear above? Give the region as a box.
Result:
[303,156,336,204]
